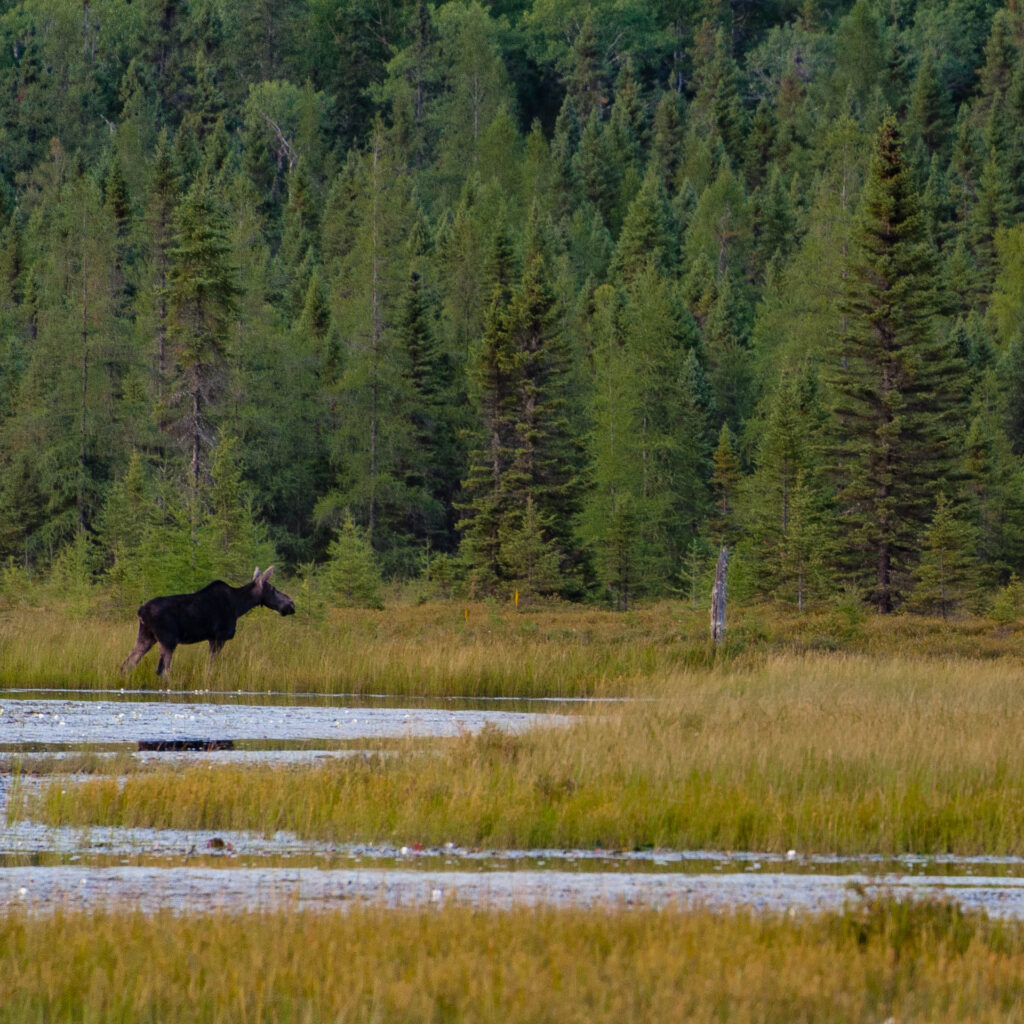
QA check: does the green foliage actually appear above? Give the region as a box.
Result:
[828,116,969,612]
[0,0,1020,614]
[321,512,385,610]
[989,574,1024,623]
[908,493,982,618]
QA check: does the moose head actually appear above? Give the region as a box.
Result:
[252,566,296,616]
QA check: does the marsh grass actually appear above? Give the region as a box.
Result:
[3,898,1024,1022]
[20,653,1024,855]
[4,597,1024,697]
[0,600,709,697]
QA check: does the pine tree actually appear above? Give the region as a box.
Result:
[166,173,238,490]
[325,125,436,574]
[322,511,385,609]
[708,422,741,549]
[906,51,953,161]
[689,21,747,168]
[396,268,463,554]
[828,116,968,611]
[650,91,686,183]
[908,493,981,618]
[609,166,676,282]
[99,449,152,608]
[458,213,587,596]
[741,366,833,605]
[564,9,608,121]
[498,496,564,603]
[752,163,797,280]
[197,434,276,582]
[457,224,519,594]
[703,273,753,431]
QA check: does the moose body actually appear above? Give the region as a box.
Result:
[121,567,295,680]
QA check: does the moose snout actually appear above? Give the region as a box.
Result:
[281,600,296,616]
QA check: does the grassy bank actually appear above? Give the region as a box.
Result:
[18,653,1024,855]
[3,898,1024,1022]
[3,597,1024,698]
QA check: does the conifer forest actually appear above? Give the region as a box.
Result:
[0,0,1023,614]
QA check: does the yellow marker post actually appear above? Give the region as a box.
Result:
[464,607,469,622]
[514,590,519,608]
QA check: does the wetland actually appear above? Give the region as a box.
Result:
[8,601,1024,1020]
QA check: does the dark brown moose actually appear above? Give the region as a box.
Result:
[121,566,296,680]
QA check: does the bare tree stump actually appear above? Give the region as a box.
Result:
[710,546,729,645]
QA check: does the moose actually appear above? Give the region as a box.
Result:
[121,566,296,680]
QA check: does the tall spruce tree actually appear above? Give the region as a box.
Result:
[741,366,833,605]
[456,223,518,593]
[166,172,238,491]
[458,213,587,596]
[828,116,968,611]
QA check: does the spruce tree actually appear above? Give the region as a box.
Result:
[457,225,519,594]
[166,173,238,490]
[459,213,587,596]
[741,366,833,605]
[322,511,385,609]
[908,492,981,618]
[708,422,742,550]
[828,116,968,611]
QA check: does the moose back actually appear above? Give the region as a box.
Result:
[121,567,296,680]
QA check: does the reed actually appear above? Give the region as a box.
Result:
[20,652,1024,855]
[4,597,1024,698]
[3,898,1024,1023]
[0,599,709,698]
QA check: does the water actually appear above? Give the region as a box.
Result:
[6,690,1024,917]
[7,864,1024,916]
[0,696,572,745]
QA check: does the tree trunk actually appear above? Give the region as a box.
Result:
[710,546,729,645]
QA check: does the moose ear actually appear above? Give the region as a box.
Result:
[252,567,261,582]
[259,566,275,583]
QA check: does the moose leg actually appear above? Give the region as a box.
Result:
[121,624,156,676]
[207,639,225,673]
[156,642,176,680]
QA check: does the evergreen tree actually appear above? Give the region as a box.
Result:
[752,162,797,280]
[498,496,564,603]
[99,449,152,608]
[609,166,676,281]
[708,421,741,549]
[456,225,519,594]
[689,21,747,168]
[198,434,277,583]
[741,366,833,605]
[321,512,385,609]
[459,213,587,595]
[908,492,981,618]
[563,9,609,121]
[166,173,238,490]
[326,126,435,574]
[906,51,953,161]
[828,116,968,611]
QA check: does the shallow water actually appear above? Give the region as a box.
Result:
[8,863,1024,916]
[0,697,572,746]
[4,687,609,711]
[6,692,1024,918]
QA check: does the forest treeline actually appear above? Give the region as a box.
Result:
[0,0,1023,613]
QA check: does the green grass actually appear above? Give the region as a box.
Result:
[18,651,1024,855]
[3,898,1024,1023]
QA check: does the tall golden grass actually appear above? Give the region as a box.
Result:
[0,600,708,697]
[4,597,1024,697]
[3,898,1024,1023]
[19,652,1024,854]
